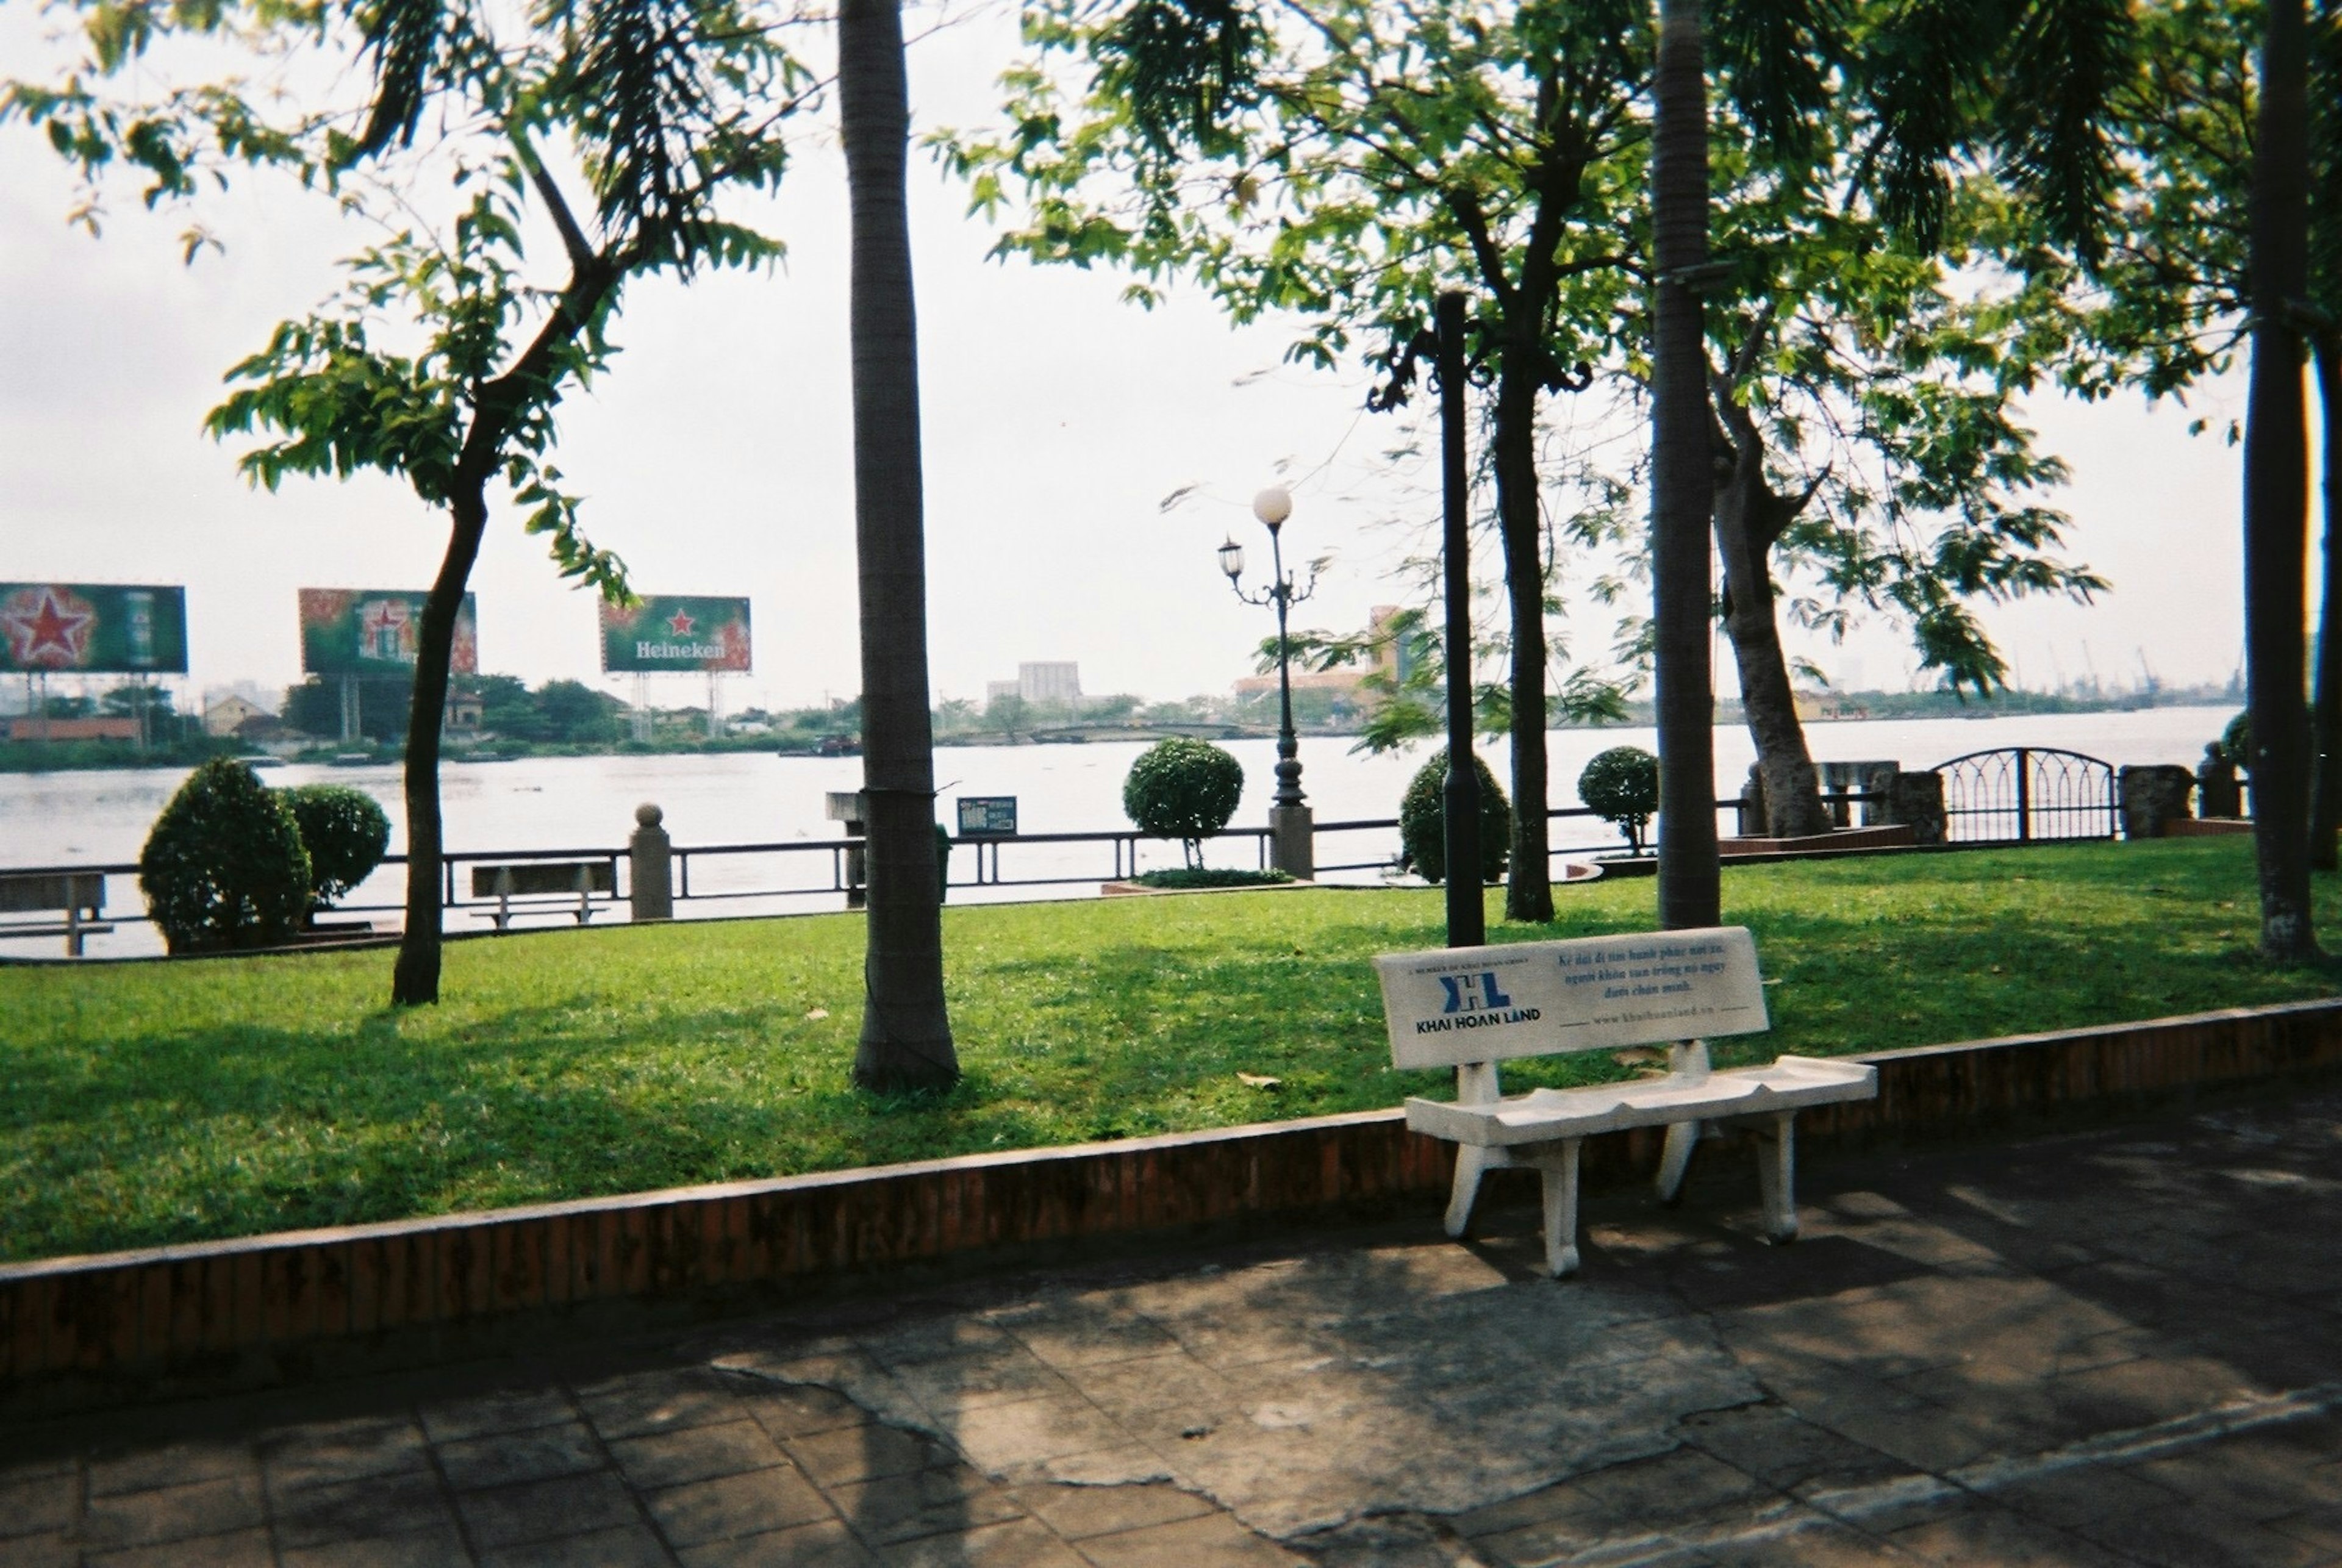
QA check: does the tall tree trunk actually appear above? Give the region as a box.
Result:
[390,492,489,1006]
[2308,335,2341,869]
[1709,356,1830,840]
[841,0,959,1089]
[2244,0,2317,959]
[1651,0,1719,929]
[1712,459,1831,840]
[1492,357,1553,922]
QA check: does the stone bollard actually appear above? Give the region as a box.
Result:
[1880,771,1946,845]
[2119,765,2196,840]
[629,803,673,921]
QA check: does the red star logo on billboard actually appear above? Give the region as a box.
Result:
[1,585,97,669]
[666,607,697,637]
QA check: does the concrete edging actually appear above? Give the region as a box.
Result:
[7,995,2342,1398]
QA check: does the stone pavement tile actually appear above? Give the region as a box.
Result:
[1032,1447,1175,1490]
[87,1439,256,1497]
[260,1416,431,1491]
[992,1303,1179,1372]
[436,1420,603,1490]
[1068,1351,1239,1424]
[0,1476,76,1540]
[607,1419,787,1490]
[2132,1433,2342,1520]
[79,1473,267,1551]
[278,1523,470,1568]
[2033,1354,2266,1441]
[84,1525,276,1567]
[270,1465,454,1548]
[641,1463,833,1547]
[1886,1503,2133,1566]
[877,1516,1087,1568]
[1456,1475,1642,1564]
[1008,1481,1214,1541]
[786,1422,959,1489]
[734,1380,874,1440]
[861,1316,1025,1369]
[578,1366,748,1441]
[457,1470,639,1550]
[0,1458,74,1487]
[1297,1513,1502,1568]
[886,1344,1081,1415]
[1570,1448,1783,1532]
[419,1387,576,1443]
[677,1517,879,1567]
[1675,1403,1908,1495]
[476,1521,673,1567]
[939,1394,1135,1477]
[1685,1514,1918,1568]
[0,1534,76,1568]
[1075,1509,1305,1567]
[830,1462,1025,1545]
[1979,1460,2182,1528]
[2266,1504,2342,1555]
[2072,1500,2330,1568]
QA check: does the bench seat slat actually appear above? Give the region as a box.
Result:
[1405,1056,1875,1147]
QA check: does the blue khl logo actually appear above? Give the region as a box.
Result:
[1439,971,1514,1014]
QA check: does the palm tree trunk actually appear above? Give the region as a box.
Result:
[390,491,489,1006]
[1651,0,1719,929]
[1492,358,1552,922]
[2308,335,2341,870]
[841,0,959,1089]
[2244,0,2317,958]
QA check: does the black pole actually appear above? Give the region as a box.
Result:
[1438,292,1484,948]
[1268,523,1305,811]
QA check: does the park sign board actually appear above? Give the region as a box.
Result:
[299,589,478,676]
[0,583,188,675]
[600,596,752,673]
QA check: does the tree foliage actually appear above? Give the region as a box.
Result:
[1578,745,1659,853]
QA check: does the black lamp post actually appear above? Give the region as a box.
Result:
[1220,485,1317,877]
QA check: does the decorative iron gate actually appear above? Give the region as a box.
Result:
[1930,747,2120,843]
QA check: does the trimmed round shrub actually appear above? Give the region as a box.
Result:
[1579,746,1660,853]
[2222,711,2251,776]
[1399,748,1511,886]
[279,784,390,907]
[1123,737,1245,867]
[140,758,312,953]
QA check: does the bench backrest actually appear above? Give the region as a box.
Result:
[470,861,615,898]
[1374,925,1768,1070]
[0,872,105,915]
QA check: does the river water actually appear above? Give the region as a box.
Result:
[0,704,2236,956]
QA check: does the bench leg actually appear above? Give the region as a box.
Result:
[1534,1140,1583,1278]
[1444,1144,1494,1239]
[1752,1111,1798,1244]
[1655,1120,1702,1206]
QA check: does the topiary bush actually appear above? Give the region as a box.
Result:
[1579,745,1660,854]
[279,784,390,908]
[1123,737,1245,868]
[139,758,312,953]
[2222,711,2251,776]
[1398,748,1511,885]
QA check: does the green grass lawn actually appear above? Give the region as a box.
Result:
[4,837,2338,1263]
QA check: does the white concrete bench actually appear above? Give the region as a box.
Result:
[1375,926,1875,1277]
[468,859,615,931]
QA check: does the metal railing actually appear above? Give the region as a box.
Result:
[1,793,1910,954]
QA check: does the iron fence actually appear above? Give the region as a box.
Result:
[1930,747,2120,843]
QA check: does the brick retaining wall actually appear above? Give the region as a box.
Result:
[7,997,2341,1400]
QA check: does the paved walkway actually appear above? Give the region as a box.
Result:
[7,1089,2342,1567]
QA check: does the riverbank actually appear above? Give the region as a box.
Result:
[5,838,2335,1264]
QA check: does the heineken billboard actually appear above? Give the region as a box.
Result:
[600,596,752,673]
[299,589,478,676]
[0,583,189,675]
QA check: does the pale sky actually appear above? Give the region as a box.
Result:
[0,3,2287,715]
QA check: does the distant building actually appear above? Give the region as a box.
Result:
[203,693,268,737]
[443,687,484,732]
[1019,662,1081,703]
[986,680,1021,705]
[2,716,138,743]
